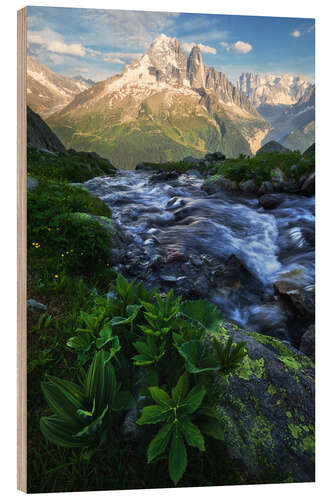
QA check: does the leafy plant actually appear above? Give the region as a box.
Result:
[137,373,215,485]
[213,336,247,373]
[179,340,219,374]
[132,336,165,366]
[140,290,181,337]
[180,299,223,331]
[40,350,134,448]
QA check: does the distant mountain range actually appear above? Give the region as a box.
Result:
[27,56,94,117]
[237,72,315,151]
[27,36,315,167]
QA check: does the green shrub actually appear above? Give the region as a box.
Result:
[41,274,247,486]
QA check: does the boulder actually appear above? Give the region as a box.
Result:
[135,162,153,171]
[276,181,299,193]
[258,181,274,195]
[209,321,315,482]
[150,171,179,182]
[274,281,315,320]
[300,173,315,195]
[259,194,284,210]
[183,156,201,166]
[27,299,47,311]
[205,152,226,162]
[299,325,315,362]
[202,176,234,194]
[256,141,291,155]
[27,176,39,192]
[239,180,258,193]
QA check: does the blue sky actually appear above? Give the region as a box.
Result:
[27,6,315,84]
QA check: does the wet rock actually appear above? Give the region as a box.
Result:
[190,255,204,267]
[300,173,315,195]
[27,299,47,311]
[205,152,226,162]
[210,321,314,482]
[274,281,315,320]
[183,156,201,166]
[258,181,274,195]
[186,169,202,177]
[259,194,284,210]
[299,324,315,362]
[165,247,186,263]
[150,254,164,269]
[239,180,258,193]
[191,275,211,297]
[150,171,179,182]
[212,255,262,294]
[160,275,178,283]
[166,197,186,209]
[276,181,299,193]
[202,176,234,194]
[27,175,39,192]
[135,162,153,171]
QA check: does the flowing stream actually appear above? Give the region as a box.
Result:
[85,170,315,345]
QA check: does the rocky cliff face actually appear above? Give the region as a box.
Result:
[27,105,66,153]
[238,72,312,107]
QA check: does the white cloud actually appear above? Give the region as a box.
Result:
[74,67,89,73]
[182,42,216,55]
[103,52,141,62]
[103,56,125,64]
[291,30,302,38]
[27,32,44,44]
[222,40,253,54]
[48,41,86,57]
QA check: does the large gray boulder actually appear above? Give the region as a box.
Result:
[209,322,315,482]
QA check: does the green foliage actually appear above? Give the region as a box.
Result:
[213,336,247,373]
[180,299,223,331]
[40,351,134,448]
[137,373,208,484]
[179,340,219,374]
[28,147,115,182]
[212,150,315,186]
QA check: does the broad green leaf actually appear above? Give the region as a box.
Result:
[181,385,206,416]
[85,351,105,411]
[110,305,142,326]
[148,422,174,463]
[67,331,91,351]
[137,405,169,425]
[149,387,172,408]
[180,417,205,451]
[199,417,225,441]
[96,325,113,349]
[179,340,219,374]
[180,300,223,331]
[40,416,90,448]
[132,354,156,366]
[75,405,109,438]
[169,425,187,485]
[41,378,84,426]
[171,373,189,405]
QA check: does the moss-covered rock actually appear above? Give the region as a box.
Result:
[208,321,315,483]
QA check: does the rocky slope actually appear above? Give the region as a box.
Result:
[238,73,314,152]
[47,35,269,168]
[27,105,66,152]
[27,56,91,118]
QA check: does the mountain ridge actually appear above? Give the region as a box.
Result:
[46,34,270,168]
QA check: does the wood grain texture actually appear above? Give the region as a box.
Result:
[17,6,27,493]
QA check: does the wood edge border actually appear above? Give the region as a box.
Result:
[17,6,27,493]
